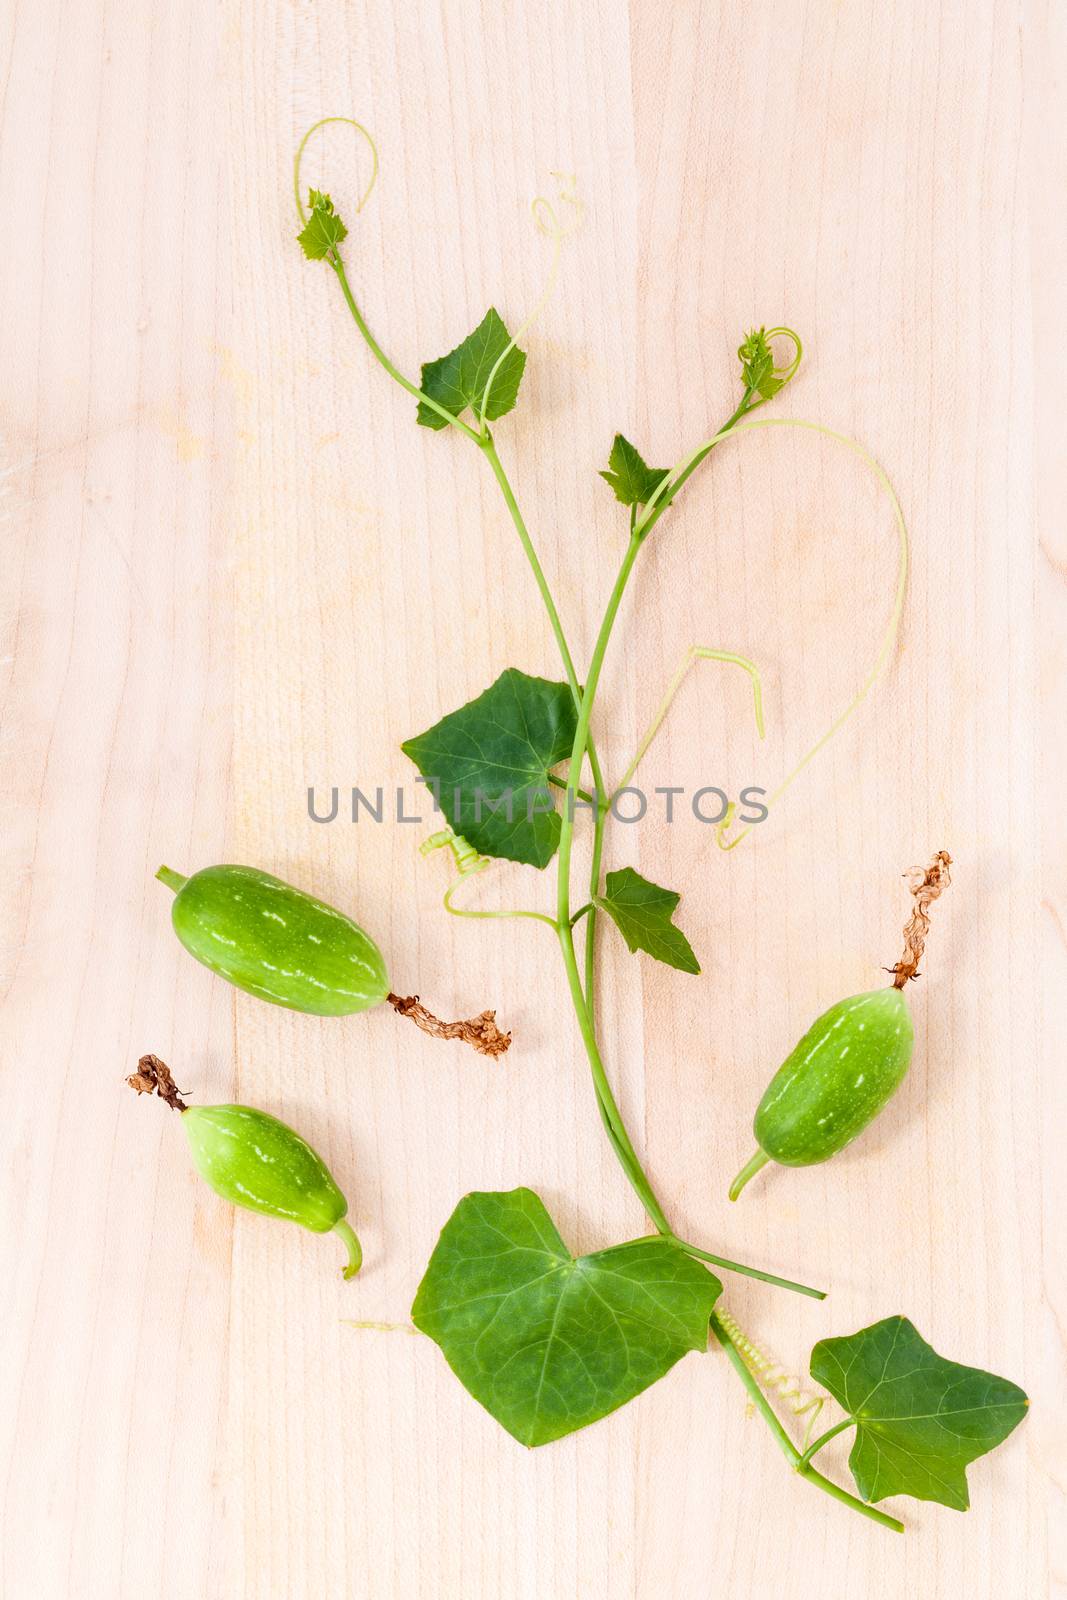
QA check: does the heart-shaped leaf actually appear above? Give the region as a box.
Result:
[810,1316,1028,1510]
[417,308,526,430]
[401,669,577,868]
[412,1188,722,1446]
[595,866,700,973]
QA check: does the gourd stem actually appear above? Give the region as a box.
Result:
[386,993,511,1057]
[333,1219,363,1280]
[728,1148,771,1201]
[890,850,952,987]
[710,1312,904,1533]
[155,865,188,894]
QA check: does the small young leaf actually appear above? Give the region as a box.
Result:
[599,434,670,507]
[417,308,527,430]
[810,1317,1028,1511]
[738,327,782,400]
[594,866,700,974]
[412,1188,721,1446]
[401,668,576,868]
[297,190,348,260]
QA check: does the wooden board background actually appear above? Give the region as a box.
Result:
[2,1,1063,1595]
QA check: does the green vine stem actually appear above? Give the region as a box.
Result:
[548,774,601,808]
[555,526,643,924]
[629,328,798,541]
[479,430,609,805]
[671,1238,822,1299]
[295,123,614,999]
[554,530,658,1190]
[710,1312,904,1532]
[798,1416,858,1468]
[479,430,615,1013]
[330,254,481,440]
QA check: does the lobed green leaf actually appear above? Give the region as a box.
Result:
[297,190,348,260]
[811,1316,1028,1511]
[417,308,527,430]
[401,668,576,868]
[595,866,700,973]
[412,1187,722,1445]
[599,434,670,507]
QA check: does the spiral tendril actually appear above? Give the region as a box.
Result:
[421,828,558,930]
[420,827,484,876]
[763,326,803,386]
[715,1308,827,1448]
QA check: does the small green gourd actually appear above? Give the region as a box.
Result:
[156,862,510,1055]
[128,1055,363,1277]
[157,862,389,1016]
[730,852,951,1200]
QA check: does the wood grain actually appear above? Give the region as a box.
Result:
[1,1,1060,1595]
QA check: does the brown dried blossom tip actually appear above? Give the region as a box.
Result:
[127,1053,189,1111]
[387,993,512,1058]
[889,850,952,989]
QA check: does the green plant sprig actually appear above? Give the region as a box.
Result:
[295,127,1027,1528]
[294,137,808,1298]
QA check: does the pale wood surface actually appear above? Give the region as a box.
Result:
[1,2,1062,1596]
